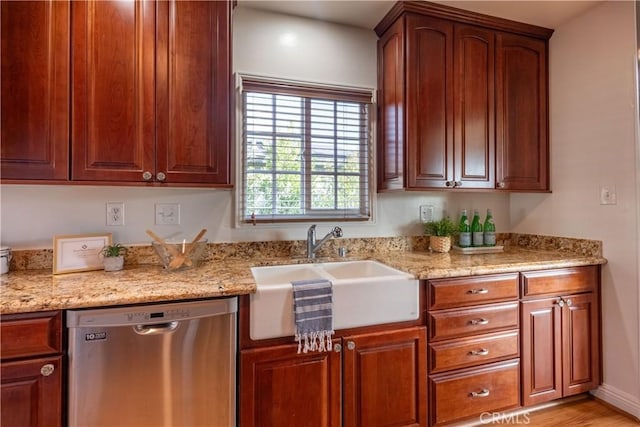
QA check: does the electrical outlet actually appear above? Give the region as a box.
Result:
[155,203,180,225]
[600,185,617,205]
[420,205,434,223]
[106,202,125,226]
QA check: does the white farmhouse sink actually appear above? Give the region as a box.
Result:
[249,260,419,340]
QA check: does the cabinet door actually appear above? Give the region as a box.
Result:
[405,15,454,189]
[454,24,495,189]
[240,343,341,427]
[1,1,69,181]
[562,293,600,396]
[343,327,427,427]
[495,33,548,191]
[71,0,156,182]
[156,0,231,185]
[1,356,62,427]
[377,16,405,191]
[521,297,563,406]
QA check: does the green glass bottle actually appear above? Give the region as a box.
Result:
[458,209,471,247]
[483,209,496,246]
[471,209,483,246]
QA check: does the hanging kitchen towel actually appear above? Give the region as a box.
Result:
[292,278,334,354]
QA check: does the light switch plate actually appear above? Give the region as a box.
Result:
[420,205,434,223]
[155,203,180,225]
[600,185,617,205]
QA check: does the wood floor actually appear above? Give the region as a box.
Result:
[507,397,639,426]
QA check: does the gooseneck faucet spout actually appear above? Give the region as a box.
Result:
[306,225,343,259]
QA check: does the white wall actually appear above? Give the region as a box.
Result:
[0,6,509,250]
[511,0,640,414]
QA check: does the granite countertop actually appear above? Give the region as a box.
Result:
[0,247,606,315]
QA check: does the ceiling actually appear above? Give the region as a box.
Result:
[237,0,603,30]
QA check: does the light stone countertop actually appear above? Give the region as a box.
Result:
[0,247,606,315]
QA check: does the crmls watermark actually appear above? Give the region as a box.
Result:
[479,411,531,424]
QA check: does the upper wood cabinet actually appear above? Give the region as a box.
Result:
[496,33,549,191]
[1,0,231,186]
[375,1,552,192]
[0,1,70,181]
[72,0,231,185]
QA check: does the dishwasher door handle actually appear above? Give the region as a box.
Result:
[133,321,179,335]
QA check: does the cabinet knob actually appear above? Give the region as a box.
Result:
[497,182,505,188]
[565,298,572,306]
[469,318,489,326]
[156,172,166,182]
[334,343,342,353]
[142,171,153,181]
[468,288,489,295]
[557,298,565,307]
[455,181,462,187]
[468,348,489,356]
[40,364,55,377]
[445,181,454,187]
[470,389,490,398]
[347,341,356,350]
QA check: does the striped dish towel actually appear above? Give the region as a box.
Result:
[292,278,334,354]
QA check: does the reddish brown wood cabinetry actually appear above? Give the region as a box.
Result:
[240,342,341,427]
[521,267,601,406]
[425,266,601,424]
[376,1,552,192]
[240,326,427,427]
[0,311,63,427]
[72,0,231,185]
[426,273,520,425]
[0,1,70,181]
[2,0,231,186]
[496,33,549,191]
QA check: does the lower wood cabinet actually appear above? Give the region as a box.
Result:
[1,356,62,427]
[521,286,600,406]
[426,273,520,426]
[429,359,520,426]
[0,311,62,427]
[240,326,427,427]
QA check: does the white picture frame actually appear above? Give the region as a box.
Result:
[53,233,112,274]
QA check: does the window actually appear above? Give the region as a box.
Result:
[241,77,372,223]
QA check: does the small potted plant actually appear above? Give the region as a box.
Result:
[101,243,127,272]
[423,217,456,253]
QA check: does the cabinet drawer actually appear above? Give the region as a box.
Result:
[428,330,519,373]
[429,273,519,309]
[1,311,62,359]
[522,266,598,297]
[429,302,518,341]
[429,359,520,426]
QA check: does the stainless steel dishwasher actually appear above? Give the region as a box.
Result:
[67,298,237,427]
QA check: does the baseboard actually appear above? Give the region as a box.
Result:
[591,384,640,420]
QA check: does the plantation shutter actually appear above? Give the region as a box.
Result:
[241,76,373,223]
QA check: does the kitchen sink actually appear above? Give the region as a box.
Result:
[249,260,419,340]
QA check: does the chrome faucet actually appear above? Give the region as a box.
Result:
[306,225,343,259]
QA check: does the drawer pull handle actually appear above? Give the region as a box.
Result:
[470,389,490,398]
[468,348,489,356]
[468,288,489,295]
[469,318,489,326]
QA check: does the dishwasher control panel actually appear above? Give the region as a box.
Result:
[67,298,238,328]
